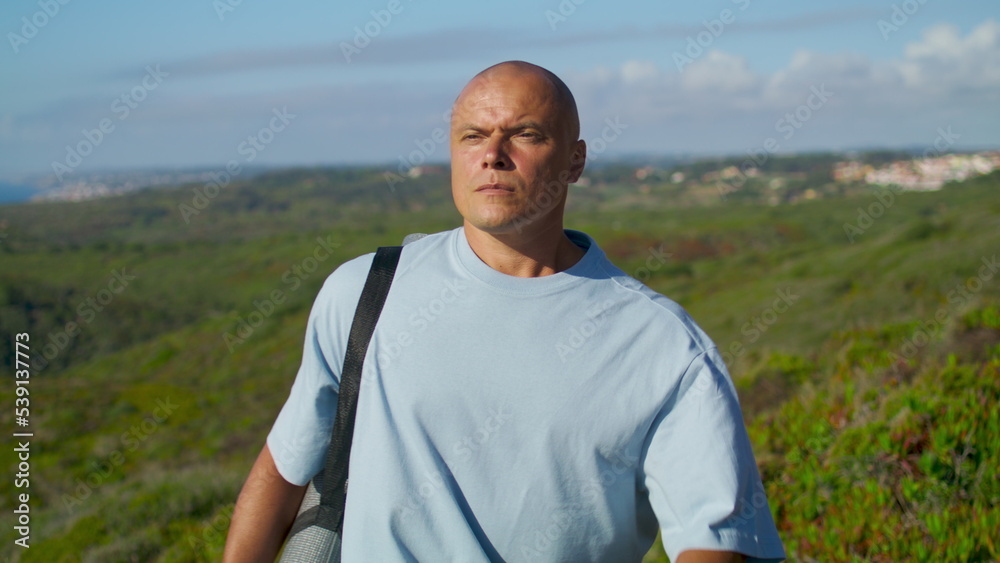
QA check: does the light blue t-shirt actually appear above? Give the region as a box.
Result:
[268,227,785,562]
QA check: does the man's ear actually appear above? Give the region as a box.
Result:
[567,139,587,183]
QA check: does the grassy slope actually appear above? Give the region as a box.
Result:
[0,169,997,561]
[747,308,1000,561]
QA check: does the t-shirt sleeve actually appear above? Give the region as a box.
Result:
[266,255,371,486]
[642,348,786,562]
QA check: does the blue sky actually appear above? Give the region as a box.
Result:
[1,0,998,181]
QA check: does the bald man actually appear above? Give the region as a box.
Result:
[224,61,785,562]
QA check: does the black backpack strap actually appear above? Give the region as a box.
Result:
[314,245,403,532]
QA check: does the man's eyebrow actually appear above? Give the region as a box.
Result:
[510,121,547,132]
[454,121,550,133]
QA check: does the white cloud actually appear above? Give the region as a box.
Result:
[621,60,658,84]
[5,20,998,175]
[681,51,760,94]
[898,21,1000,94]
[564,20,1000,154]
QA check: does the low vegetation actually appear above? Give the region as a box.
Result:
[1,164,997,561]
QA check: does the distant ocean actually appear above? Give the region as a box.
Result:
[0,183,38,204]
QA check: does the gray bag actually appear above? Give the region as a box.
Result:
[279,478,341,562]
[278,246,402,562]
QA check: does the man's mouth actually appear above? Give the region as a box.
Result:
[476,183,515,193]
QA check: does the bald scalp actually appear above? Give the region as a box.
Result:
[454,60,581,142]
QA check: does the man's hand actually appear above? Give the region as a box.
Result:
[676,550,746,563]
[223,444,307,563]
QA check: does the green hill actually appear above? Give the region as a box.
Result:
[1,166,997,561]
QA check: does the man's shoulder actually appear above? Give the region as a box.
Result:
[317,229,457,292]
[582,243,717,354]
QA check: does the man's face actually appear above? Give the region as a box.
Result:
[450,70,585,237]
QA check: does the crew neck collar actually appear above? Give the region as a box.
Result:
[453,227,605,296]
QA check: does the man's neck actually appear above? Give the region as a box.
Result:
[463,222,586,278]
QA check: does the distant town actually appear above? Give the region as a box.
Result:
[21,169,268,203]
[9,149,1000,204]
[833,151,1000,191]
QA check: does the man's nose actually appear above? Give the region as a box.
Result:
[481,137,509,169]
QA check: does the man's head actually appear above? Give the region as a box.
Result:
[450,61,586,238]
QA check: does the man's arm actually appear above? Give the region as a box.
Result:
[676,550,746,563]
[223,444,307,563]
